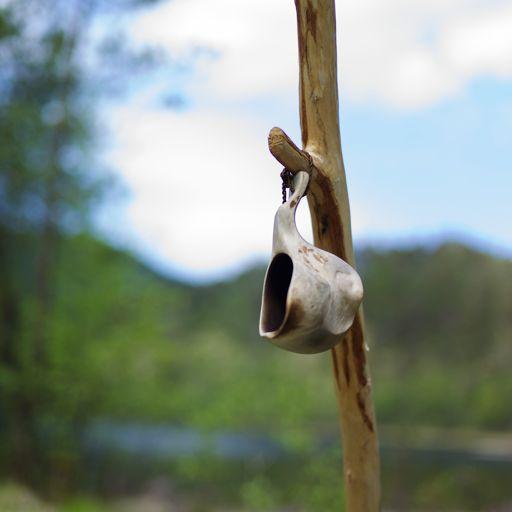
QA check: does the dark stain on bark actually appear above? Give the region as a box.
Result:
[330,348,342,392]
[350,315,368,388]
[305,1,318,42]
[341,338,350,386]
[300,84,309,145]
[296,4,309,146]
[312,175,347,261]
[356,390,374,432]
[320,214,329,236]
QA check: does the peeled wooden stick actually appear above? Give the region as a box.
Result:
[268,127,312,173]
[267,1,381,510]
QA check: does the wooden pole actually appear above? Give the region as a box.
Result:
[267,1,381,510]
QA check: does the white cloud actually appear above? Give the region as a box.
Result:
[440,5,512,79]
[105,104,374,275]
[107,106,274,272]
[130,0,298,100]
[131,0,512,109]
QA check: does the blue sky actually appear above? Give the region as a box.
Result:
[342,78,512,250]
[97,0,512,281]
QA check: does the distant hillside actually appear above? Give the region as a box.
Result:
[3,231,511,437]
[178,241,512,430]
[190,242,512,364]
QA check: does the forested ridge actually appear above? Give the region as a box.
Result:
[3,229,511,447]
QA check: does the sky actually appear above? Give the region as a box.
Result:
[98,0,512,282]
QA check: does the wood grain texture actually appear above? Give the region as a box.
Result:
[268,127,312,173]
[294,1,381,510]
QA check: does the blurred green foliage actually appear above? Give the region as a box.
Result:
[0,0,168,497]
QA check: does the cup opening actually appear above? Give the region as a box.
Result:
[261,253,293,333]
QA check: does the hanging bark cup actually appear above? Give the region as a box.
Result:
[259,171,363,354]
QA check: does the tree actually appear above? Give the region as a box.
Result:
[0,0,162,491]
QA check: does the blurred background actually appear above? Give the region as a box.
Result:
[1,0,511,510]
